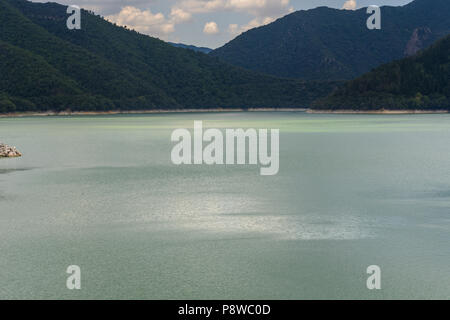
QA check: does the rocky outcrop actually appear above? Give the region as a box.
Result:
[0,144,22,158]
[404,27,432,56]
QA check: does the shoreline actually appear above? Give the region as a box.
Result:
[0,108,307,118]
[0,108,448,118]
[307,109,449,114]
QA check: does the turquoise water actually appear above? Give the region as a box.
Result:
[0,112,449,299]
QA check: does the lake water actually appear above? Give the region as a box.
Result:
[0,112,449,299]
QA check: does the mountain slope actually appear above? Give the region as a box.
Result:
[210,0,450,81]
[0,0,175,111]
[168,42,212,54]
[0,0,337,113]
[312,35,450,110]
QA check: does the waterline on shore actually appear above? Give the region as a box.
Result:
[0,108,308,118]
[1,108,449,118]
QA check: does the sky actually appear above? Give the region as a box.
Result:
[32,0,413,48]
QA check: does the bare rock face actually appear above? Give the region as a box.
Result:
[404,27,432,56]
[0,144,22,158]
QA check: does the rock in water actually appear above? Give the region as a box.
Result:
[0,143,22,158]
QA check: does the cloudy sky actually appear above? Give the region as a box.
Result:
[32,0,412,48]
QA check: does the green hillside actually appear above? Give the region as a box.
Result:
[168,42,212,54]
[210,0,450,81]
[312,35,450,110]
[0,0,337,113]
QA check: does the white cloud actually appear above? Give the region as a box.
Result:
[32,0,159,15]
[170,7,193,23]
[228,16,275,35]
[174,0,291,17]
[174,0,292,37]
[175,0,223,14]
[106,6,175,38]
[65,0,295,43]
[228,23,239,35]
[105,5,194,39]
[342,0,357,10]
[203,21,220,34]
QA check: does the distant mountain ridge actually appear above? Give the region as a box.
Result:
[312,34,450,110]
[168,42,212,54]
[211,0,450,81]
[0,0,337,113]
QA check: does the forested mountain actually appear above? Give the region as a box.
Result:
[210,0,450,81]
[312,35,450,110]
[168,42,212,54]
[0,0,336,113]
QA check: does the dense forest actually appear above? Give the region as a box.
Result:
[312,35,450,110]
[211,0,450,81]
[168,43,212,54]
[0,0,337,113]
[1,0,449,113]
